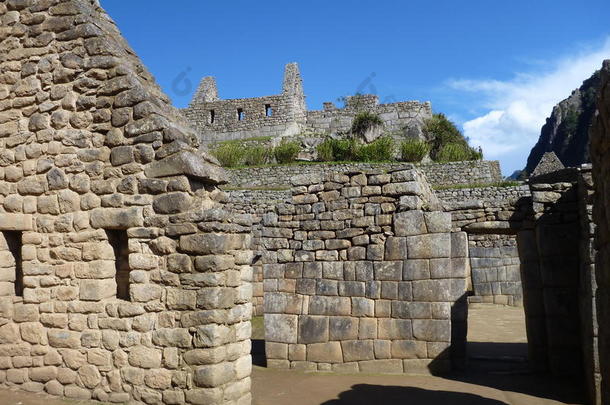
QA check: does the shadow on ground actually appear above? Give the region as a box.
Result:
[442,341,583,404]
[252,339,267,367]
[319,384,507,405]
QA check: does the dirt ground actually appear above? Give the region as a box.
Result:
[252,304,583,405]
[0,304,584,405]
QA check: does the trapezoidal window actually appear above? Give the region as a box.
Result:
[209,109,215,124]
[1,231,23,297]
[265,104,273,117]
[237,108,245,121]
[106,229,130,301]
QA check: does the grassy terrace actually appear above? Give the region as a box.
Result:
[433,181,522,190]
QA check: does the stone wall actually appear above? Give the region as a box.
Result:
[305,99,432,138]
[577,165,600,404]
[437,185,530,307]
[259,169,469,373]
[468,234,522,306]
[519,169,584,376]
[591,59,610,405]
[0,1,251,404]
[227,160,503,189]
[182,63,307,143]
[181,63,432,145]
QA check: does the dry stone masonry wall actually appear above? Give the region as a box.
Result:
[437,184,531,307]
[591,59,610,405]
[259,168,469,373]
[0,1,252,404]
[182,63,432,145]
[467,234,522,306]
[182,63,307,143]
[227,160,502,189]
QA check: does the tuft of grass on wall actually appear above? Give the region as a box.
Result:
[400,139,430,162]
[273,140,301,164]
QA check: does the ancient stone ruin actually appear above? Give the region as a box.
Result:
[182,63,433,145]
[1,1,610,405]
[0,1,251,404]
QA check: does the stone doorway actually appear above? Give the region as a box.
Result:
[463,230,529,373]
[466,303,529,373]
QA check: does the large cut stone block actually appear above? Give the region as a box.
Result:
[90,207,143,229]
[307,342,343,363]
[180,233,247,255]
[145,150,227,185]
[393,211,426,236]
[412,279,452,302]
[407,233,451,259]
[298,315,329,344]
[0,214,33,230]
[265,314,298,344]
[342,340,374,362]
[412,319,451,342]
[79,279,116,301]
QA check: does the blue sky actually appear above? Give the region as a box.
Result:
[101,0,609,175]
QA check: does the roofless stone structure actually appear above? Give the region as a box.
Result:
[1,2,610,405]
[0,1,251,403]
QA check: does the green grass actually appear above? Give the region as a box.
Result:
[221,185,291,191]
[433,181,522,190]
[216,135,274,145]
[251,315,265,340]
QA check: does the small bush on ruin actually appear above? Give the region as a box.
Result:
[210,143,245,167]
[435,142,482,162]
[316,138,335,161]
[273,140,301,164]
[400,139,430,162]
[351,112,383,139]
[424,113,481,161]
[316,138,358,161]
[354,136,395,162]
[243,145,270,166]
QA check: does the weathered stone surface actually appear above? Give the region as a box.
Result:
[145,151,228,185]
[153,192,192,214]
[306,342,343,363]
[90,207,143,229]
[128,346,162,369]
[180,233,246,255]
[394,211,427,236]
[265,314,297,344]
[298,316,328,344]
[407,233,451,259]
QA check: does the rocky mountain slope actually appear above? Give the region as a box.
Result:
[524,71,601,175]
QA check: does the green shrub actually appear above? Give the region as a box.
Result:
[351,112,383,138]
[210,143,245,167]
[355,136,395,162]
[243,145,270,166]
[317,136,394,162]
[273,140,301,164]
[316,139,335,162]
[400,139,430,162]
[435,142,482,162]
[316,138,357,161]
[424,113,482,162]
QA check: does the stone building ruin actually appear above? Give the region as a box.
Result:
[0,1,251,404]
[1,1,610,405]
[182,63,433,145]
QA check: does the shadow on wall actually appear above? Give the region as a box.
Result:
[319,384,507,405]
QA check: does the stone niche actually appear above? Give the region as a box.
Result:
[260,169,469,373]
[0,1,252,404]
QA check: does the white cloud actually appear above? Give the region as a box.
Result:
[448,38,610,173]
